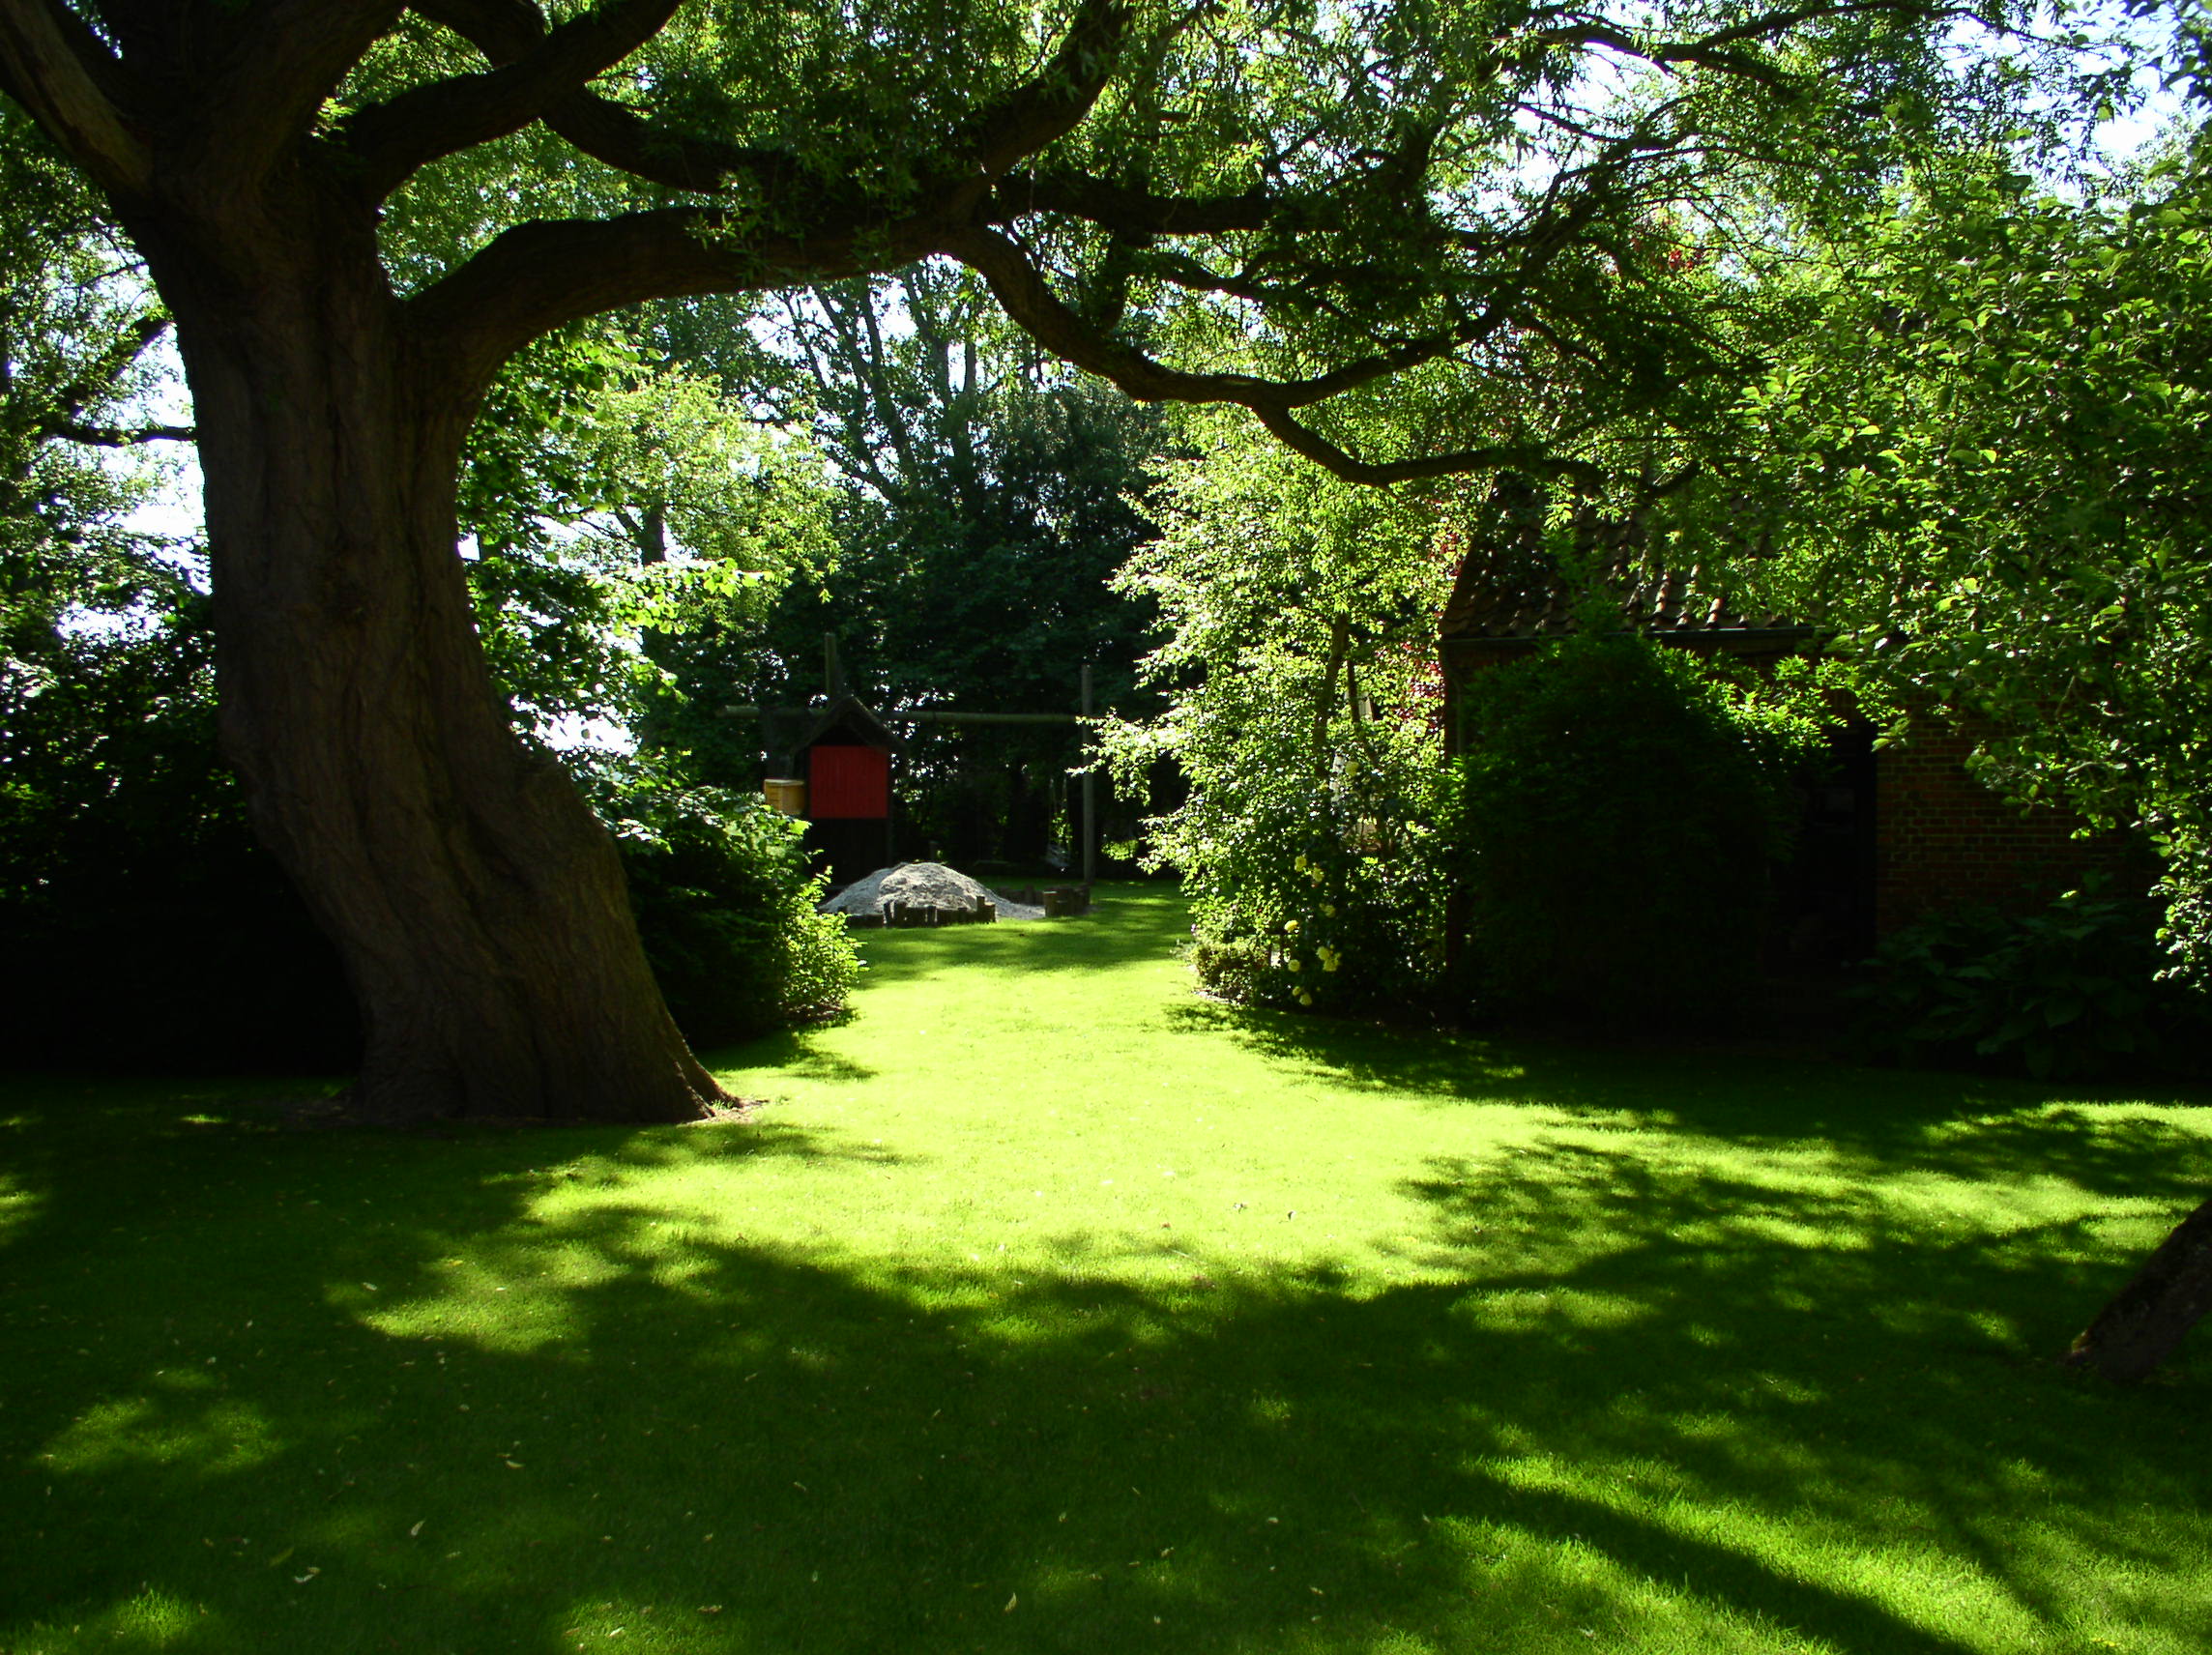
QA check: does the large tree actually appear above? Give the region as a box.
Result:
[0,0,2091,1121]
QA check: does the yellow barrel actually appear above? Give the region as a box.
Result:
[764,777,807,817]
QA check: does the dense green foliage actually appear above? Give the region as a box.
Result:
[460,318,837,740]
[597,775,860,1047]
[1108,420,1831,1030]
[331,0,2102,479]
[3,0,2188,1075]
[0,601,359,1071]
[1,625,859,1070]
[1851,884,2198,1078]
[0,112,173,595]
[1732,144,2212,982]
[1104,421,1458,1013]
[11,0,2158,1096]
[677,267,1170,868]
[1453,631,1816,1029]
[0,114,352,1068]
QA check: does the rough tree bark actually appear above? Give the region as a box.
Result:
[125,185,722,1122]
[2062,1195,2212,1382]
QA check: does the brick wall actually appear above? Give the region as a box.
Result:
[1875,718,2109,934]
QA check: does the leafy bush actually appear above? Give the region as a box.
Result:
[1099,421,1460,1020]
[599,779,861,1047]
[1186,935,1272,1002]
[0,611,361,1072]
[0,619,858,1069]
[1452,632,1813,1030]
[1177,772,1459,1017]
[1851,885,2175,1078]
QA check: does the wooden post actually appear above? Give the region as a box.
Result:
[1081,662,1096,888]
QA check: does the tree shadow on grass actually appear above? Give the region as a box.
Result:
[1396,1133,2212,1637]
[696,1025,881,1088]
[5,1087,2212,1653]
[1163,998,2212,1195]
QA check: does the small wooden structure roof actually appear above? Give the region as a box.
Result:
[794,693,901,753]
[761,693,902,777]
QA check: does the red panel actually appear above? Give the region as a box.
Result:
[808,743,889,819]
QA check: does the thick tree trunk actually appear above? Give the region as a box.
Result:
[130,193,720,1124]
[2062,1194,2212,1382]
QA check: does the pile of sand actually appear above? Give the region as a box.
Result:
[819,862,1045,921]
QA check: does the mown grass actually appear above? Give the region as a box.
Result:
[4,884,2212,1654]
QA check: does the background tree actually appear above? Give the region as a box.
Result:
[1103,413,1828,1025]
[460,313,836,743]
[0,0,2104,1120]
[677,263,1170,868]
[1098,411,1460,1012]
[1725,144,2212,982]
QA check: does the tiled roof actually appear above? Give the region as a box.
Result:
[1440,542,1808,643]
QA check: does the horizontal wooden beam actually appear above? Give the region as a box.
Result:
[719,705,1085,726]
[897,711,1083,726]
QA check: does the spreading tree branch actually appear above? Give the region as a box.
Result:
[191,0,413,187]
[987,171,1272,237]
[943,223,1602,485]
[408,0,768,192]
[946,225,1458,404]
[408,208,941,400]
[342,0,684,199]
[44,417,195,445]
[0,0,152,194]
[406,0,1136,393]
[395,0,1885,483]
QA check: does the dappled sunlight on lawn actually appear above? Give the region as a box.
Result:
[6,888,2212,1653]
[0,1169,40,1249]
[45,1385,282,1479]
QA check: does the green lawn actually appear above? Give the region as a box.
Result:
[5,884,2212,1654]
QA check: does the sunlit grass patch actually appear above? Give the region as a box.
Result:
[3,886,2210,1653]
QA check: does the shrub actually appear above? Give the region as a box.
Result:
[1452,632,1809,1030]
[1186,934,1270,1002]
[1178,776,1458,1017]
[0,608,861,1071]
[1851,885,2175,1078]
[0,614,360,1072]
[602,780,861,1047]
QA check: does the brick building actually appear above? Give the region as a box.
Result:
[1873,720,2109,934]
[1439,545,2109,963]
